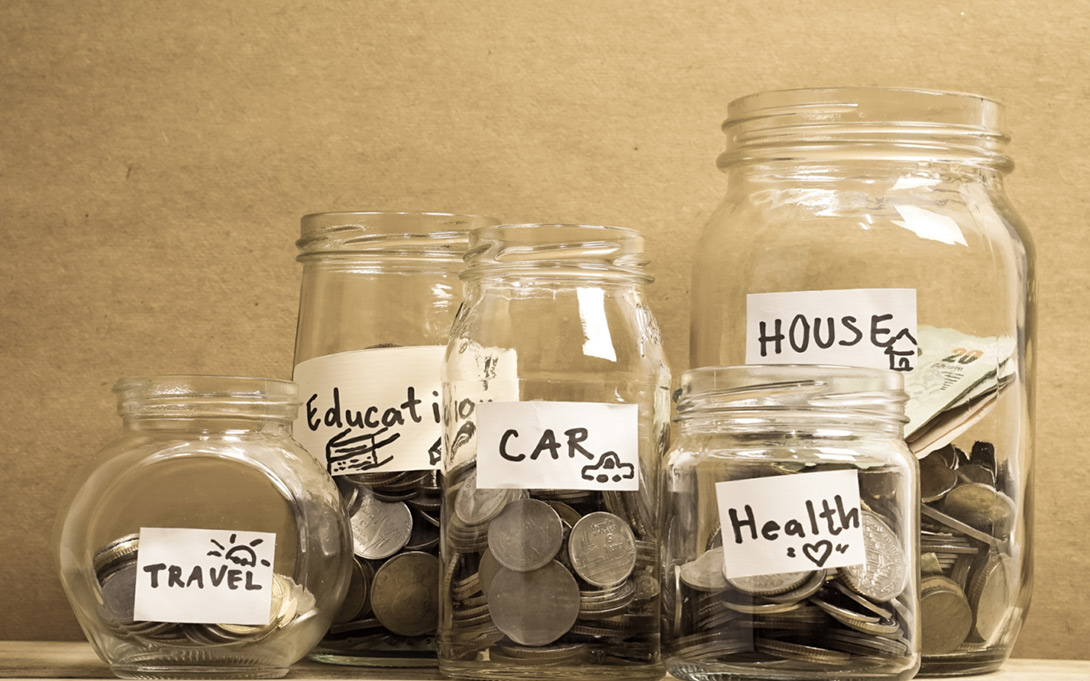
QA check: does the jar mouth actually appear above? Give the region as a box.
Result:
[462,224,652,282]
[676,365,907,422]
[114,375,300,421]
[719,87,1012,171]
[296,211,499,261]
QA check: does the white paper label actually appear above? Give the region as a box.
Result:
[745,289,918,371]
[715,471,866,578]
[476,401,639,491]
[133,527,276,625]
[293,346,445,475]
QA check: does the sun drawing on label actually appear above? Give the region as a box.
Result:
[207,534,271,568]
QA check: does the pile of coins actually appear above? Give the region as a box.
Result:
[917,441,1018,655]
[664,510,914,671]
[440,465,660,669]
[93,535,307,646]
[323,470,441,652]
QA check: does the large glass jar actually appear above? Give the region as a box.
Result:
[662,365,920,681]
[440,224,671,681]
[54,376,352,679]
[292,211,499,666]
[690,88,1034,676]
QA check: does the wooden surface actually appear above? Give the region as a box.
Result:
[2,0,1089,659]
[2,641,1089,681]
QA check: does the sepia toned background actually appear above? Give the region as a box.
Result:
[1,0,1088,659]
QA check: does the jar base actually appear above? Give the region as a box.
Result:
[666,659,919,681]
[109,664,288,679]
[440,659,663,681]
[309,651,438,668]
[918,649,1010,677]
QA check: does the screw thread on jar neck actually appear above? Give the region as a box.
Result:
[460,224,653,284]
[718,87,1012,173]
[114,376,301,425]
[675,365,908,437]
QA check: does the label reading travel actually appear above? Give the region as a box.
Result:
[476,401,639,491]
[715,470,866,579]
[133,528,276,625]
[745,289,918,371]
[293,346,445,475]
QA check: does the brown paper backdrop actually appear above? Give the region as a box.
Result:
[1,0,1087,658]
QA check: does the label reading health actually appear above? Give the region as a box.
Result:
[715,470,866,579]
[133,527,276,625]
[292,346,445,476]
[476,401,639,491]
[745,288,918,371]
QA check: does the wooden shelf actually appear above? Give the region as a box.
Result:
[2,641,1087,680]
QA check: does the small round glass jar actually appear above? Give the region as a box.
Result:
[440,224,671,681]
[292,211,499,666]
[690,88,1034,676]
[662,366,920,681]
[54,376,352,679]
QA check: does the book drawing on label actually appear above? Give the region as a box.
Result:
[326,426,399,475]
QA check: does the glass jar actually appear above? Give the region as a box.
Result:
[54,376,352,679]
[439,224,671,681]
[291,211,499,666]
[662,365,920,681]
[690,88,1034,676]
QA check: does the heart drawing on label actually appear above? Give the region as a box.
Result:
[801,540,833,567]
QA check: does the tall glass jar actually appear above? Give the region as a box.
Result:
[662,366,920,681]
[690,88,1034,676]
[292,211,499,666]
[54,376,352,679]
[440,224,671,681]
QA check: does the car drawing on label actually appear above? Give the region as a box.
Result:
[581,451,635,484]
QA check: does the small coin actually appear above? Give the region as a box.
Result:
[942,483,1016,539]
[369,551,439,637]
[840,511,907,602]
[679,547,728,593]
[755,637,852,665]
[920,460,959,503]
[956,463,996,487]
[967,551,1015,643]
[488,498,564,572]
[920,575,972,655]
[350,493,413,560]
[333,557,370,624]
[568,512,637,587]
[487,560,580,646]
[454,470,520,526]
[93,534,140,579]
[726,569,813,597]
[478,548,502,600]
[99,562,138,623]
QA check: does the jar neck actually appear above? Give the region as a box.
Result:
[115,376,299,434]
[460,223,652,285]
[677,409,905,440]
[719,88,1013,176]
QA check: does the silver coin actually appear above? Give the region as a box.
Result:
[487,560,580,646]
[370,551,439,637]
[350,493,413,560]
[453,470,520,526]
[478,548,502,599]
[942,483,1016,539]
[99,562,138,623]
[487,498,564,572]
[840,511,908,602]
[332,557,370,624]
[567,512,638,588]
[678,547,728,593]
[726,569,813,597]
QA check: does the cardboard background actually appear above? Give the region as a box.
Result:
[1,0,1087,658]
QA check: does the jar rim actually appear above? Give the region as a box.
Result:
[297,211,499,260]
[114,375,300,420]
[719,87,1011,171]
[462,223,652,282]
[677,365,907,421]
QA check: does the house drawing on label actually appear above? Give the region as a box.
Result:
[884,329,918,371]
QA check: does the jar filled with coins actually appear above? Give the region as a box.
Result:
[54,376,352,679]
[690,88,1034,676]
[662,365,919,681]
[440,224,671,680]
[292,211,499,666]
